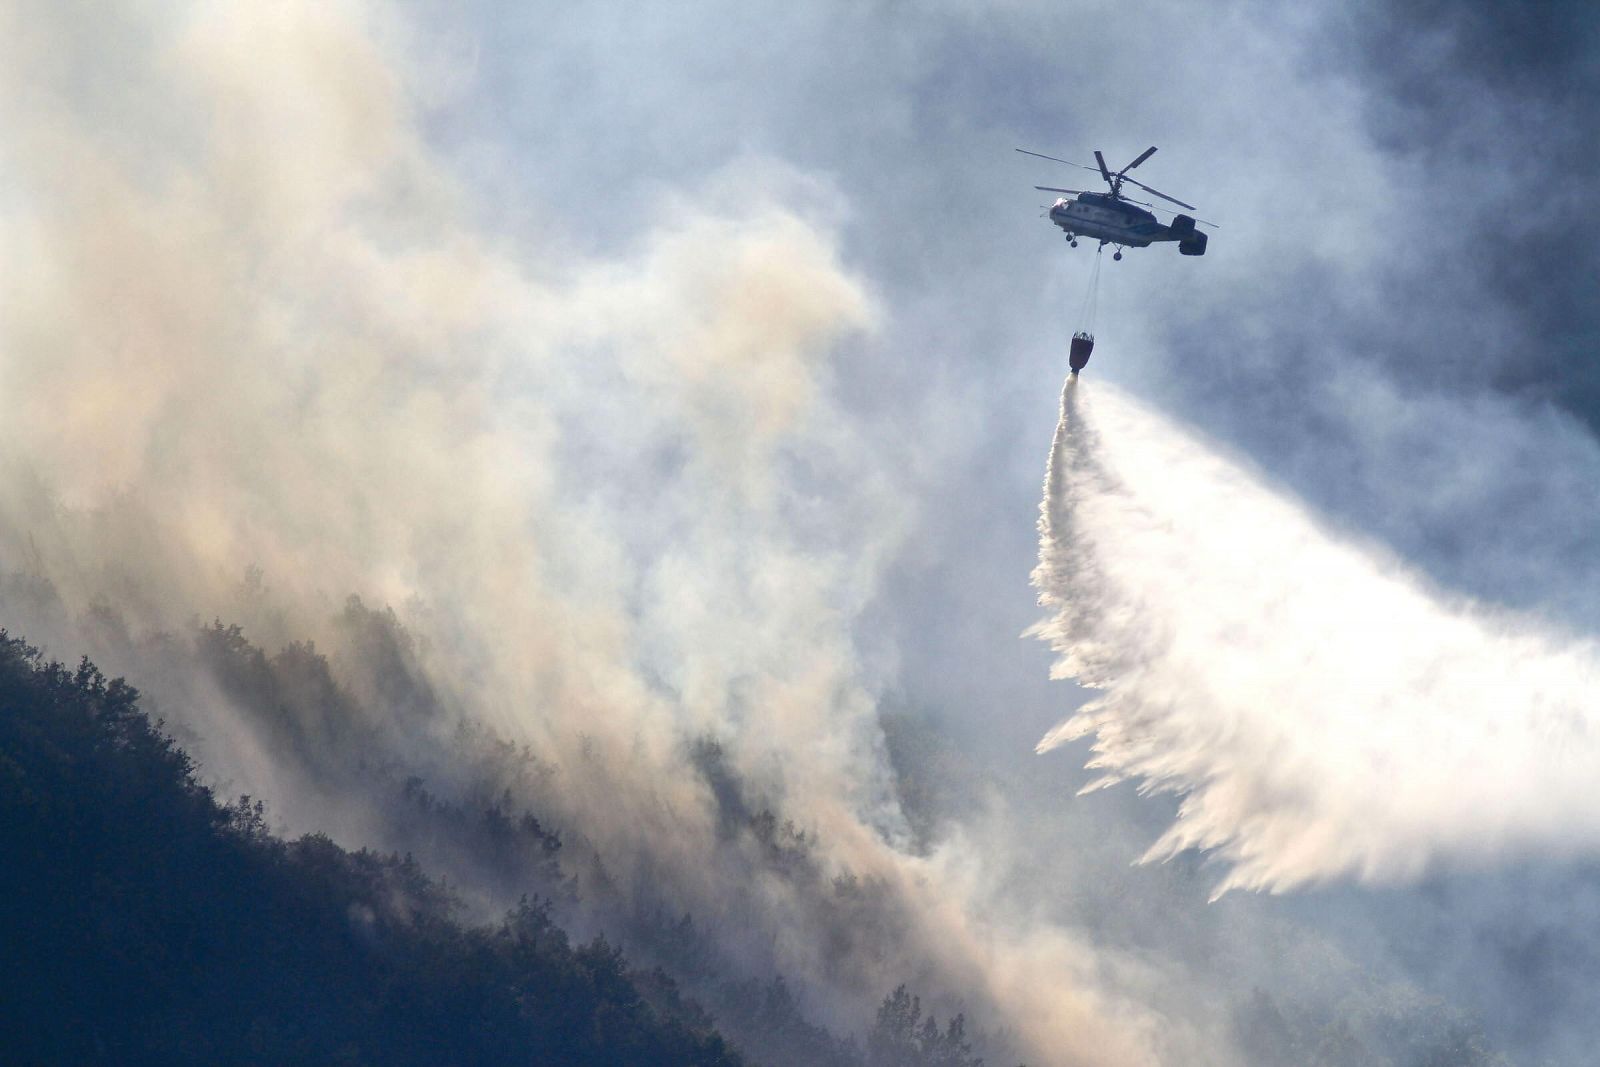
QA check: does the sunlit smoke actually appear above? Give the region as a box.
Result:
[0,4,1186,1063]
[1033,376,1600,896]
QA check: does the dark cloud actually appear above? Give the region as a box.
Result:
[1345,1,1600,419]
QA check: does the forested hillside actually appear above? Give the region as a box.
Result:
[0,630,743,1065]
[0,629,1011,1066]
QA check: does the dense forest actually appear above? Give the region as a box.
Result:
[0,629,1003,1066]
[0,630,741,1064]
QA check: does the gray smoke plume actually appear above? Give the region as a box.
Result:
[0,4,1184,1063]
[8,4,1574,1065]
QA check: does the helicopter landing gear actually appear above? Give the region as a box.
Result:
[1113,249,1123,261]
[1069,239,1078,247]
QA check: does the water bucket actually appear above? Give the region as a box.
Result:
[1069,332,1094,373]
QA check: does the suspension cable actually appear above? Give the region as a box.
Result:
[1077,245,1103,337]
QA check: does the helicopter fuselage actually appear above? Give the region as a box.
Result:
[1049,192,1173,248]
[1022,144,1208,255]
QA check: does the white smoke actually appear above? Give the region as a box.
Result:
[16,4,1537,1062]
[0,4,1195,1063]
[1033,376,1600,896]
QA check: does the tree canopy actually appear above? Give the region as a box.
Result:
[0,631,742,1066]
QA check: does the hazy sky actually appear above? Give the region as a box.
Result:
[404,0,1600,678]
[414,3,1600,1058]
[5,2,1600,1063]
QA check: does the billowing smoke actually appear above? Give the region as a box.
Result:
[12,3,1567,1063]
[1033,375,1600,896]
[0,4,1189,1064]
[0,0,896,863]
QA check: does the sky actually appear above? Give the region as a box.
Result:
[3,1,1599,1064]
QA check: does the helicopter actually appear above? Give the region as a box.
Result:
[1017,145,1212,259]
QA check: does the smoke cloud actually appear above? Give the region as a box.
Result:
[11,2,1577,1063]
[1033,376,1600,896]
[0,4,1191,1063]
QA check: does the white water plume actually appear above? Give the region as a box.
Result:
[1032,376,1600,896]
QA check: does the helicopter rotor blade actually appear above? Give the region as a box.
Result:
[1156,209,1220,228]
[1142,203,1220,228]
[1093,150,1112,184]
[1121,175,1195,210]
[1122,146,1158,173]
[1014,148,1101,173]
[1126,196,1219,227]
[1034,186,1087,194]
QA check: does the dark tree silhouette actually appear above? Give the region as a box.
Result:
[0,631,743,1066]
[867,985,984,1067]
